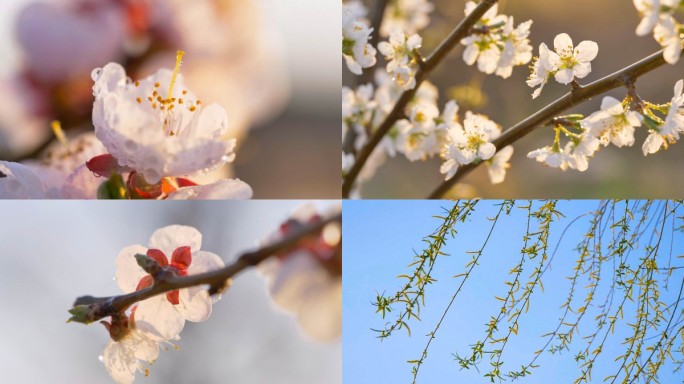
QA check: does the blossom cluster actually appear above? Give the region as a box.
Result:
[102,225,226,384]
[633,0,684,64]
[343,1,378,75]
[528,79,684,170]
[460,1,533,78]
[341,1,527,196]
[0,55,251,199]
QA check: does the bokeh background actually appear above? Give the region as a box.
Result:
[345,0,684,198]
[0,201,341,383]
[0,0,339,198]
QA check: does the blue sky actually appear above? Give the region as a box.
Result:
[343,200,683,384]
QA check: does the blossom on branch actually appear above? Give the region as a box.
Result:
[460,2,533,78]
[643,79,684,154]
[581,96,641,148]
[114,225,226,340]
[527,33,598,98]
[260,205,342,341]
[380,0,434,37]
[342,2,377,75]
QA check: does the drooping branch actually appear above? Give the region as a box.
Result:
[428,48,681,198]
[69,211,342,324]
[342,0,499,197]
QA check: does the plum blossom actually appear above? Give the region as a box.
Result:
[397,101,446,161]
[114,225,226,341]
[643,79,684,154]
[342,2,377,75]
[378,30,422,74]
[440,110,500,180]
[380,0,434,36]
[460,2,532,78]
[165,179,252,199]
[260,205,342,341]
[527,33,598,98]
[101,311,159,384]
[581,96,641,147]
[91,57,237,185]
[547,33,599,84]
[633,0,678,36]
[527,145,572,170]
[653,16,684,64]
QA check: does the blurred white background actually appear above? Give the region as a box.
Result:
[0,201,341,383]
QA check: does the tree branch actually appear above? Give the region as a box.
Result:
[428,48,680,199]
[342,0,499,198]
[70,211,342,324]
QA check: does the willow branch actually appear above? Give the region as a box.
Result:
[70,212,342,323]
[429,48,679,199]
[342,0,499,198]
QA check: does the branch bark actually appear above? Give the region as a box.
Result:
[428,48,676,198]
[342,0,499,198]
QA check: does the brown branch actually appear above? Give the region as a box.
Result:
[428,48,679,199]
[342,0,499,198]
[70,211,342,323]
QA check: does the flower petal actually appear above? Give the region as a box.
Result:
[177,286,213,322]
[102,339,136,384]
[188,251,225,274]
[134,295,185,341]
[575,40,598,61]
[553,33,573,54]
[115,245,149,293]
[554,68,574,84]
[148,225,202,256]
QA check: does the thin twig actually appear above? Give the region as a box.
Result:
[428,48,680,198]
[71,212,342,322]
[342,0,499,198]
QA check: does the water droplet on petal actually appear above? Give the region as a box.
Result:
[98,355,104,363]
[91,68,103,81]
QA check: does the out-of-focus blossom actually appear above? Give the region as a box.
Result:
[643,79,684,154]
[0,161,51,198]
[342,1,377,75]
[260,205,342,341]
[380,0,434,37]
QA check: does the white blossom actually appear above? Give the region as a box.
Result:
[440,111,500,180]
[378,30,422,73]
[581,96,641,147]
[101,315,159,384]
[380,0,434,37]
[91,61,236,184]
[653,16,684,64]
[547,33,599,84]
[643,79,684,154]
[343,3,377,75]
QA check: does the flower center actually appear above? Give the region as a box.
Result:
[135,246,192,305]
[132,51,203,136]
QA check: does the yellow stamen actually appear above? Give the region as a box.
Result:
[167,50,186,100]
[51,120,67,147]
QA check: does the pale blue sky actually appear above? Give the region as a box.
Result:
[343,200,683,384]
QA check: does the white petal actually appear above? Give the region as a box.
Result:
[554,68,574,84]
[166,179,253,200]
[148,225,202,256]
[115,245,149,293]
[177,286,213,322]
[600,96,622,113]
[575,41,599,61]
[642,133,664,155]
[463,44,479,65]
[132,332,159,361]
[102,340,136,384]
[135,295,185,341]
[554,33,573,53]
[188,251,225,274]
[572,62,592,79]
[478,142,496,160]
